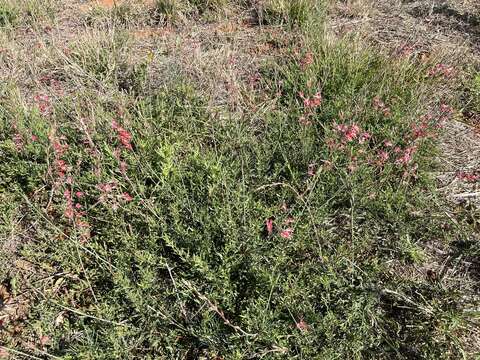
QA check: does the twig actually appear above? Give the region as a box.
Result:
[331,19,368,29]
[452,192,480,199]
[382,288,434,315]
[31,288,127,327]
[165,262,187,320]
[0,345,60,360]
[183,280,257,337]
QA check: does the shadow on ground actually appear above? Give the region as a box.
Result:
[408,1,480,49]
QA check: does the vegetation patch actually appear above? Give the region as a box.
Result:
[0,0,479,359]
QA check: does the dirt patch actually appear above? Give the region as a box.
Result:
[78,0,155,12]
[437,119,480,206]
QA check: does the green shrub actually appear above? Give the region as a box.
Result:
[0,1,17,27]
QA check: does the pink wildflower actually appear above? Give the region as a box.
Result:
[280,228,294,239]
[119,161,128,174]
[377,150,389,164]
[112,120,133,150]
[335,123,361,142]
[299,116,312,126]
[97,183,115,193]
[411,122,429,139]
[56,159,68,177]
[428,64,454,78]
[63,190,75,219]
[64,207,74,219]
[266,218,274,235]
[52,141,68,157]
[358,132,371,144]
[345,124,360,142]
[396,43,414,57]
[296,319,309,332]
[300,52,314,69]
[456,171,479,183]
[75,191,84,198]
[122,192,133,202]
[13,133,23,150]
[33,94,52,115]
[396,146,417,165]
[63,189,72,200]
[299,91,322,109]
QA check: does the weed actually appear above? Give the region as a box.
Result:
[0,1,17,27]
[255,0,320,27]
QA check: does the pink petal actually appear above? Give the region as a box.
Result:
[266,218,274,235]
[280,228,293,239]
[122,192,133,202]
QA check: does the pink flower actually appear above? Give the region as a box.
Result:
[97,182,115,193]
[64,206,74,219]
[378,150,389,163]
[56,159,68,177]
[358,132,371,144]
[118,129,132,150]
[457,171,479,183]
[266,218,274,235]
[52,141,68,156]
[396,146,417,165]
[280,228,293,239]
[344,124,360,142]
[440,103,453,114]
[296,319,309,332]
[299,52,314,69]
[75,203,82,209]
[119,161,128,174]
[13,133,23,150]
[122,192,133,202]
[299,91,322,109]
[112,121,133,150]
[411,122,429,139]
[335,123,361,142]
[428,64,454,78]
[63,189,72,200]
[34,94,52,115]
[75,191,84,198]
[396,43,414,57]
[373,96,391,117]
[299,116,312,126]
